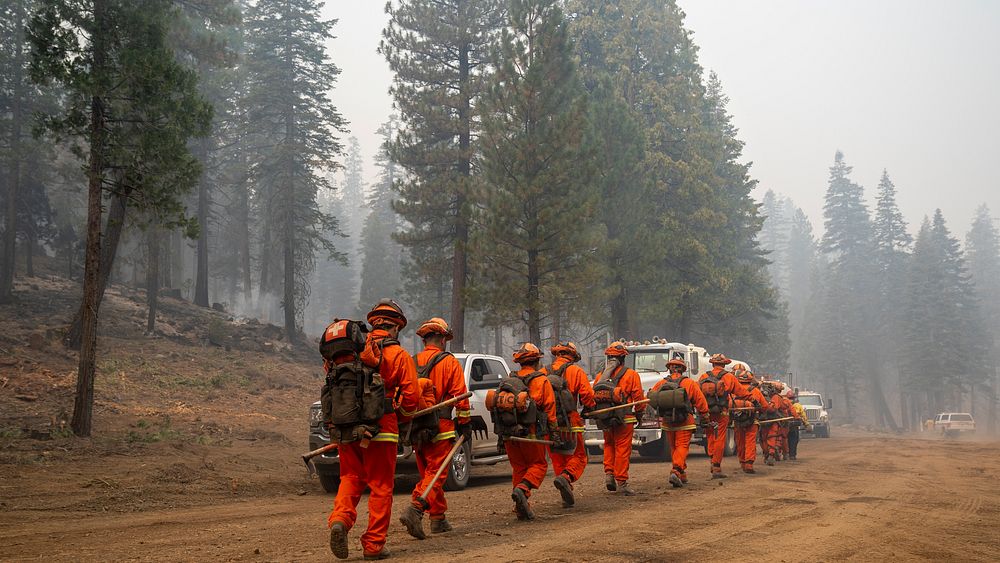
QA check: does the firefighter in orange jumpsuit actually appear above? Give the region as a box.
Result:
[649,357,709,487]
[398,318,471,540]
[778,389,795,461]
[328,300,418,561]
[760,381,786,466]
[731,365,767,474]
[697,354,750,479]
[592,342,646,495]
[506,343,558,521]
[547,342,595,508]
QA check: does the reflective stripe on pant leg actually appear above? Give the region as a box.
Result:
[328,441,365,529]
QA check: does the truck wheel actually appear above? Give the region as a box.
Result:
[818,425,830,438]
[443,440,472,491]
[723,428,736,456]
[318,471,340,493]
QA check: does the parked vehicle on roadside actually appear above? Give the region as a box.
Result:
[933,412,975,438]
[308,353,512,493]
[796,390,832,438]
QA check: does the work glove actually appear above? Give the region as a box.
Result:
[699,415,711,428]
[455,421,473,443]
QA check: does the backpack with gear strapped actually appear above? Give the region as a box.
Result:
[319,320,393,444]
[699,370,731,414]
[591,360,629,430]
[647,376,691,424]
[400,351,452,446]
[546,363,578,429]
[486,371,547,438]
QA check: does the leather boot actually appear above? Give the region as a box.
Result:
[554,475,575,507]
[329,522,349,560]
[512,487,535,521]
[604,473,617,491]
[399,504,426,540]
[618,481,635,496]
[363,547,391,560]
[430,518,453,533]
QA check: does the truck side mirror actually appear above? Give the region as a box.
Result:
[826,399,833,409]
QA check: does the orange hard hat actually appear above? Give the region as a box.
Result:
[366,299,407,329]
[415,317,453,340]
[666,358,687,371]
[708,353,730,365]
[604,341,629,357]
[513,342,543,364]
[736,370,754,384]
[550,341,581,362]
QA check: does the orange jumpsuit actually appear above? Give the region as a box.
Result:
[547,357,596,483]
[505,366,558,500]
[651,374,709,482]
[409,344,471,522]
[733,384,766,471]
[698,367,750,475]
[594,366,645,485]
[328,330,418,557]
[778,396,794,458]
[761,394,786,461]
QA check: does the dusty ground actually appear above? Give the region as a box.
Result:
[3,278,1000,561]
[2,430,999,562]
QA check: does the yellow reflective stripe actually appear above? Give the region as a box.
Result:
[662,424,697,431]
[432,430,456,442]
[570,426,585,433]
[455,410,471,418]
[372,433,399,442]
[623,416,638,423]
[397,408,416,417]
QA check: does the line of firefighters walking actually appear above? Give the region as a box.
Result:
[317,300,811,560]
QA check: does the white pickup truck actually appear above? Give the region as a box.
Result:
[308,353,512,493]
[933,412,976,438]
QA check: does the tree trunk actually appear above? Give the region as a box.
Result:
[527,248,540,344]
[238,161,252,305]
[283,215,296,343]
[65,189,129,349]
[450,43,472,353]
[194,141,210,307]
[72,0,108,437]
[146,225,160,333]
[24,232,34,277]
[870,373,900,432]
[551,300,561,344]
[494,325,502,356]
[0,0,26,303]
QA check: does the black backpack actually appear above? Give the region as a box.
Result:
[547,363,578,429]
[319,319,391,444]
[400,351,452,446]
[489,371,547,438]
[592,361,628,430]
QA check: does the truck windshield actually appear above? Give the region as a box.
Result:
[630,352,670,372]
[798,395,822,407]
[950,414,973,421]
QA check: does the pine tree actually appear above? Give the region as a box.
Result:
[966,205,1000,432]
[30,0,213,435]
[474,0,604,344]
[785,203,817,375]
[871,170,910,429]
[815,150,874,421]
[358,119,403,314]
[243,0,347,342]
[759,189,789,293]
[381,0,504,351]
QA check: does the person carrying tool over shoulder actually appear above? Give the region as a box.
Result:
[777,390,794,461]
[589,342,646,495]
[730,364,766,474]
[785,389,811,461]
[486,343,557,521]
[326,300,418,561]
[398,318,472,540]
[546,342,596,508]
[647,357,709,488]
[697,354,750,479]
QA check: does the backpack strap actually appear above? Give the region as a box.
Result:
[548,363,570,379]
[415,351,452,379]
[609,363,627,386]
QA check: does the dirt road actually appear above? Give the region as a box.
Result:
[3,430,999,562]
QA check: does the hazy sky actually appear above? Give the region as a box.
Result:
[324,1,1000,236]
